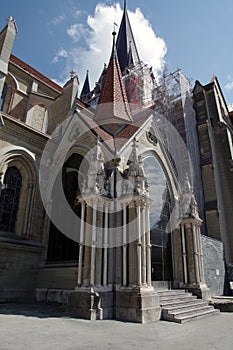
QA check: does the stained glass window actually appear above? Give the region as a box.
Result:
[0,167,22,233]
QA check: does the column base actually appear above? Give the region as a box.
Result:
[186,283,211,301]
[115,286,161,323]
[67,287,113,320]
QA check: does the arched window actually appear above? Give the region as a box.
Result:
[0,167,22,233]
[0,83,7,111]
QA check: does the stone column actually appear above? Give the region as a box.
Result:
[95,202,103,286]
[90,201,97,286]
[192,223,200,284]
[77,201,86,287]
[103,202,109,287]
[177,218,211,300]
[181,223,188,284]
[196,224,204,283]
[122,205,127,286]
[136,204,142,286]
[146,205,152,286]
[83,205,92,286]
[128,202,137,286]
[141,205,147,286]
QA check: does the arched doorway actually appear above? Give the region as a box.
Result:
[143,156,173,288]
[47,153,87,263]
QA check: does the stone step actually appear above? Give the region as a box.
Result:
[174,308,220,324]
[159,293,193,301]
[158,289,220,323]
[157,290,187,297]
[162,300,208,314]
[160,296,197,307]
[165,305,213,320]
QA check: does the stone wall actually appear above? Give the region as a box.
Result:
[0,239,42,301]
[37,266,78,290]
[201,235,225,296]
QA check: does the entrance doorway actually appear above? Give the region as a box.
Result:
[143,156,173,289]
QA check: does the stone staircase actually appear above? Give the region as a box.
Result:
[158,289,220,323]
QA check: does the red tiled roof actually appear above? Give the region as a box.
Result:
[94,38,132,125]
[10,54,63,93]
[79,105,151,154]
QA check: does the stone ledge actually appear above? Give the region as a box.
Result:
[210,297,233,312]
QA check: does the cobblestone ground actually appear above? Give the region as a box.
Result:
[0,304,233,350]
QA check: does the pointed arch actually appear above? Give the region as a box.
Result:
[0,147,38,236]
[0,166,22,232]
[46,150,88,263]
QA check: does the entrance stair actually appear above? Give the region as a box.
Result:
[158,289,220,323]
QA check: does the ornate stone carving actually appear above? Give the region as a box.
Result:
[146,127,158,146]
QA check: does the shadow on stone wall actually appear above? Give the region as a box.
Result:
[201,235,225,296]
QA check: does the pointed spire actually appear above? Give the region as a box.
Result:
[80,70,91,102]
[116,2,140,72]
[126,40,134,67]
[94,31,132,131]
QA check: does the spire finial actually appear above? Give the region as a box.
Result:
[124,0,127,10]
[70,69,76,79]
[111,30,117,60]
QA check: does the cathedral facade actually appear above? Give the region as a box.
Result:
[0,2,232,322]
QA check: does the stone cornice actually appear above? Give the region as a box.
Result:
[1,113,49,150]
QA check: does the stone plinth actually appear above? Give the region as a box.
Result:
[67,289,113,320]
[115,287,161,323]
[187,284,211,301]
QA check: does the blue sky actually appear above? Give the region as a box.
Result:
[1,0,233,105]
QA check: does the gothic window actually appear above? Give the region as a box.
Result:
[0,83,7,111]
[0,167,22,233]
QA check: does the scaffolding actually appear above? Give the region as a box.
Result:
[153,69,205,225]
[122,61,156,109]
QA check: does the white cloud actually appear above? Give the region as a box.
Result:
[51,15,66,25]
[52,48,69,64]
[67,23,90,43]
[75,9,87,18]
[56,2,167,89]
[129,8,167,73]
[225,80,233,91]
